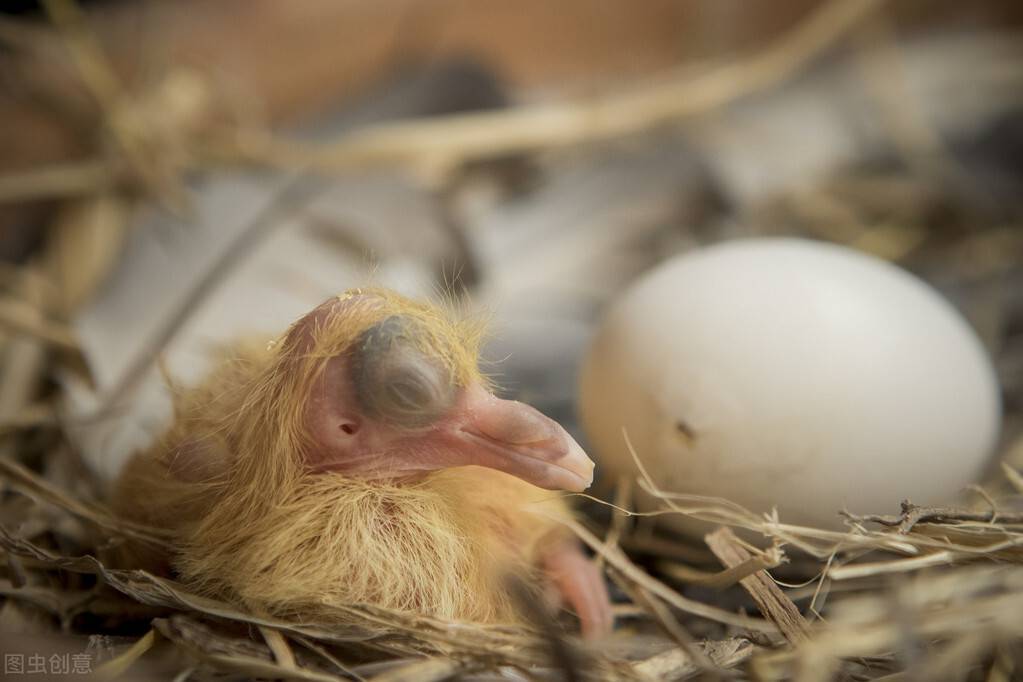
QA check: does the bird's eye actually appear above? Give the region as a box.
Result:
[351,316,455,428]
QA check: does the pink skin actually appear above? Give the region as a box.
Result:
[541,537,614,639]
[302,352,612,637]
[304,359,595,492]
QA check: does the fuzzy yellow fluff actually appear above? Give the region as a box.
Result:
[112,288,571,624]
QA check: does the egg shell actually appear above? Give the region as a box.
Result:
[579,238,1001,529]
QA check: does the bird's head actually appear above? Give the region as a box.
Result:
[270,288,595,492]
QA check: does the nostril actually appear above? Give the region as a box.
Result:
[340,423,357,435]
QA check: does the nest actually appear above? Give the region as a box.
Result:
[2,0,1023,680]
[3,446,1023,680]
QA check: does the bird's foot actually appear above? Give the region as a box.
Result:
[541,537,613,639]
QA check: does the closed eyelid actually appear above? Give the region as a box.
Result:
[351,316,455,427]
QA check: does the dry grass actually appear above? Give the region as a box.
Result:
[1,0,1022,679]
[3,434,1023,680]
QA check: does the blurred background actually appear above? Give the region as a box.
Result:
[4,0,1021,482]
[1,0,1022,676]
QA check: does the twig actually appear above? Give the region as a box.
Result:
[852,14,947,164]
[4,0,886,207]
[359,658,459,682]
[0,455,169,545]
[289,636,365,682]
[827,551,958,581]
[0,269,55,471]
[93,628,157,679]
[260,625,298,671]
[39,0,122,109]
[657,547,784,590]
[222,0,888,175]
[0,295,80,351]
[612,569,731,679]
[0,403,57,437]
[598,476,633,570]
[556,516,778,633]
[90,174,325,420]
[504,572,585,682]
[705,527,810,644]
[40,0,194,210]
[0,160,114,204]
[633,639,754,681]
[841,500,1023,534]
[1001,462,1023,494]
[153,618,352,682]
[619,535,715,563]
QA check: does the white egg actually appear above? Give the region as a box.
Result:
[579,238,1001,529]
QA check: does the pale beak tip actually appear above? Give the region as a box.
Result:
[563,445,596,491]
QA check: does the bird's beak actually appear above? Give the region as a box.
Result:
[448,385,595,492]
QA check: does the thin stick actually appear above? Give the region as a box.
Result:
[0,296,79,351]
[705,527,810,644]
[0,403,57,437]
[290,636,366,682]
[1002,462,1023,494]
[92,628,157,679]
[555,516,778,633]
[39,0,122,108]
[598,476,632,569]
[842,500,1023,534]
[260,625,298,671]
[827,551,958,581]
[4,0,886,206]
[222,0,887,175]
[658,547,784,590]
[0,160,113,204]
[0,454,170,544]
[90,174,324,420]
[612,570,730,679]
